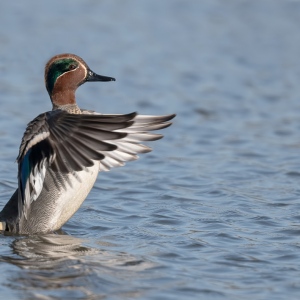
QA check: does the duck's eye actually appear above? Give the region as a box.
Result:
[68,64,77,71]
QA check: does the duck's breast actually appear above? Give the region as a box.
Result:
[23,162,100,233]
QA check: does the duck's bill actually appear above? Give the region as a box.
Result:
[86,70,116,82]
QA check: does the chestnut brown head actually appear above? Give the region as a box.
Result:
[44,53,115,106]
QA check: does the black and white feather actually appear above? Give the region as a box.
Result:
[17,110,175,220]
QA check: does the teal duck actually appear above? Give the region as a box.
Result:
[0,53,175,234]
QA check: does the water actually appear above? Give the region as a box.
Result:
[0,0,300,299]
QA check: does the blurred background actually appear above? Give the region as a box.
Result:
[1,0,300,299]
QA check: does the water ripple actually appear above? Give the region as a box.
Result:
[1,0,300,299]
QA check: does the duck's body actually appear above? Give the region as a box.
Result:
[2,158,99,234]
[0,54,175,234]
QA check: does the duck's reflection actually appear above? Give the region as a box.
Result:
[0,232,99,298]
[12,233,93,261]
[0,232,155,299]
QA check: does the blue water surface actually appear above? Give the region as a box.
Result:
[0,1,300,299]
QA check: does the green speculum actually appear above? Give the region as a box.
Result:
[46,59,78,95]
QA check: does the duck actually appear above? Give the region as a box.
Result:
[0,53,175,235]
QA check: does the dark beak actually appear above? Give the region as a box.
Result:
[86,70,116,82]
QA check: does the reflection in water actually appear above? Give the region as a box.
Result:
[0,233,156,299]
[0,233,96,298]
[9,233,93,261]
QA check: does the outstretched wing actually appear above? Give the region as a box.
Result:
[97,114,176,171]
[17,110,175,220]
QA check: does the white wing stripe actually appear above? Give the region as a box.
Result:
[24,131,50,155]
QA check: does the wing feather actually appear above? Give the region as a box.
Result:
[17,110,175,220]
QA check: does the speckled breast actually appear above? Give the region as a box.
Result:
[23,162,100,233]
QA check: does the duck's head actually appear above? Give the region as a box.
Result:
[44,53,115,107]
